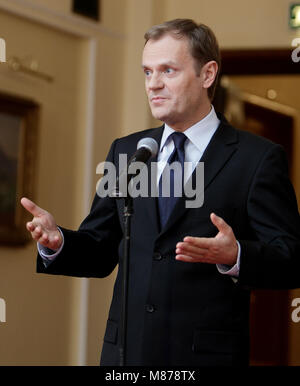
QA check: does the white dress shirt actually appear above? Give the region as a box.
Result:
[157,104,220,184]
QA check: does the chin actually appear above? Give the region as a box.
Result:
[151,109,170,123]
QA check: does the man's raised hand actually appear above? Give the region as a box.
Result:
[20,197,63,250]
[175,213,238,266]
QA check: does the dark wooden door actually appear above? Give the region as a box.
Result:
[241,103,293,365]
[213,49,298,366]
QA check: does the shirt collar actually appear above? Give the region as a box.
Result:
[160,105,220,153]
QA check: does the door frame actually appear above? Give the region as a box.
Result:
[221,48,300,75]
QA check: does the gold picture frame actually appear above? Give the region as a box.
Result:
[0,92,39,245]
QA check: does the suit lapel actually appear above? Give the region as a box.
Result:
[157,119,239,236]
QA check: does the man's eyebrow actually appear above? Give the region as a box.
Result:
[142,61,178,70]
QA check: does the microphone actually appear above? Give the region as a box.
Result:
[129,137,159,163]
[111,137,158,198]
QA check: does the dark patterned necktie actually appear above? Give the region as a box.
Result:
[158,132,187,227]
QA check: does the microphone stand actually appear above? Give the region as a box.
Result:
[111,181,133,367]
[110,142,157,366]
[119,195,133,366]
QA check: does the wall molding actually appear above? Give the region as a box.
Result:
[0,0,125,39]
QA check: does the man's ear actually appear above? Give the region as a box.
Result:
[201,61,218,90]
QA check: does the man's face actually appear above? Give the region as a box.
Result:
[142,34,213,131]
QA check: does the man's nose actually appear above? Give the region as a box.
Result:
[148,72,164,90]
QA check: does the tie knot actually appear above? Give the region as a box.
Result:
[170,132,187,151]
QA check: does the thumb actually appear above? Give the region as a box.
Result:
[21,197,45,218]
[210,212,229,234]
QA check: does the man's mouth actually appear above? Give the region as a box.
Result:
[150,96,167,103]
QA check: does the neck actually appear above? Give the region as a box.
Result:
[167,102,212,132]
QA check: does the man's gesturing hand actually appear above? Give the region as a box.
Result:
[175,213,238,266]
[20,197,63,250]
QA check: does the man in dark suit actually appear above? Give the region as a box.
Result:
[21,19,300,366]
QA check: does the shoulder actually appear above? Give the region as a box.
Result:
[118,126,163,143]
[236,127,277,150]
[113,126,164,153]
[217,113,283,156]
[215,113,289,176]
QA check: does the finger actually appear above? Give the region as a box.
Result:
[21,197,45,218]
[26,221,36,232]
[175,254,213,263]
[38,233,49,246]
[177,241,221,261]
[182,236,213,249]
[32,226,43,241]
[48,234,62,251]
[210,213,230,233]
[176,250,207,259]
[176,242,208,256]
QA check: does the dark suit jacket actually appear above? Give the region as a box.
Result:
[37,115,300,366]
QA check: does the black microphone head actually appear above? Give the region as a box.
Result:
[111,137,158,199]
[137,137,158,157]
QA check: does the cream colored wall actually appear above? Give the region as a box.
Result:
[0,10,82,365]
[26,0,71,14]
[29,0,71,14]
[0,0,128,366]
[163,0,300,47]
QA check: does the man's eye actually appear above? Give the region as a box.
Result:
[144,70,151,76]
[165,68,174,74]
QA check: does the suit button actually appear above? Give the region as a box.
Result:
[146,304,155,313]
[153,252,163,261]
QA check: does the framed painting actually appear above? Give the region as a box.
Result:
[0,92,39,245]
